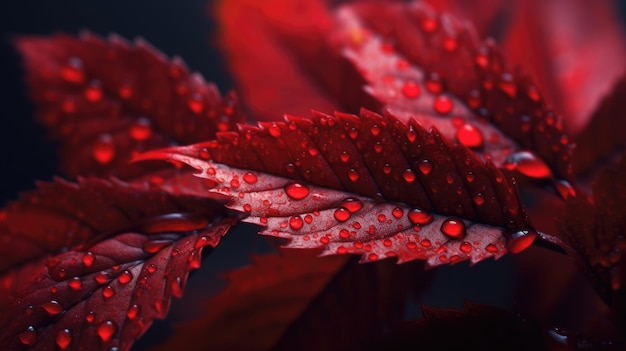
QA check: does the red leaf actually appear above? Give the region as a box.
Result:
[500,0,626,135]
[137,109,538,266]
[341,1,573,183]
[0,178,234,350]
[558,154,626,312]
[572,73,626,175]
[215,0,378,121]
[15,32,245,179]
[157,248,430,350]
[368,301,622,350]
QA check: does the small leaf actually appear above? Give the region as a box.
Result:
[0,178,235,350]
[341,1,573,183]
[137,109,537,267]
[558,154,626,314]
[15,32,245,179]
[158,248,430,351]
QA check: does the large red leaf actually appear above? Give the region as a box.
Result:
[157,248,430,350]
[15,32,245,179]
[343,1,573,184]
[0,178,235,350]
[558,154,626,318]
[137,109,538,267]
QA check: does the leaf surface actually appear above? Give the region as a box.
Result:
[137,109,537,267]
[158,248,430,351]
[0,178,234,350]
[15,32,245,179]
[342,1,573,183]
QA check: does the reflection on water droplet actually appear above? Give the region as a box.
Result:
[42,300,63,315]
[19,326,37,345]
[56,329,72,350]
[440,218,466,239]
[97,320,118,342]
[505,230,537,254]
[419,160,432,175]
[118,270,132,284]
[68,277,82,291]
[434,95,453,115]
[408,209,433,225]
[102,285,115,298]
[402,81,421,99]
[334,208,351,222]
[243,172,258,184]
[93,134,115,164]
[130,117,152,141]
[504,151,552,178]
[403,169,416,183]
[456,124,484,149]
[289,216,304,230]
[348,169,359,182]
[285,183,310,200]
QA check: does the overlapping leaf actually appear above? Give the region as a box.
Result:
[137,109,538,267]
[340,1,573,183]
[558,154,626,316]
[157,248,430,351]
[15,32,245,179]
[368,301,622,350]
[0,178,235,350]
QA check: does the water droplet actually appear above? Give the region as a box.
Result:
[147,264,157,274]
[392,207,403,219]
[460,242,472,253]
[289,216,304,230]
[118,82,132,99]
[127,304,140,319]
[130,117,152,141]
[373,142,383,153]
[118,270,132,284]
[475,53,489,68]
[68,277,82,291]
[425,73,443,94]
[402,81,421,99]
[504,151,552,178]
[19,326,37,345]
[466,172,475,183]
[348,169,359,182]
[102,285,115,298]
[485,244,498,253]
[419,160,432,175]
[171,277,184,297]
[337,246,347,254]
[320,236,330,244]
[56,329,72,349]
[86,311,95,323]
[84,80,102,102]
[440,218,466,239]
[340,151,350,163]
[42,300,63,315]
[334,208,351,222]
[498,74,517,98]
[526,85,541,102]
[383,164,392,174]
[434,95,453,115]
[93,134,115,164]
[378,214,387,222]
[339,229,350,239]
[443,37,458,52]
[370,125,380,136]
[505,230,537,254]
[268,124,281,137]
[473,193,485,206]
[243,204,252,212]
[408,209,433,225]
[285,183,310,200]
[143,239,171,253]
[243,172,258,184]
[94,272,108,284]
[187,93,204,114]
[348,129,358,139]
[97,321,117,342]
[61,57,85,84]
[456,124,484,149]
[82,252,95,267]
[198,148,211,160]
[421,17,438,32]
[402,169,417,183]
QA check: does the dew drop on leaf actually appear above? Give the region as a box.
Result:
[92,134,115,164]
[84,80,103,102]
[370,125,380,136]
[127,304,140,319]
[337,246,347,254]
[334,208,351,222]
[402,169,416,183]
[402,80,421,99]
[68,277,82,291]
[79,253,95,269]
[102,285,115,298]
[19,326,37,346]
[434,95,453,115]
[456,124,484,149]
[268,124,281,137]
[97,321,118,342]
[440,218,466,239]
[289,216,304,230]
[348,169,359,182]
[505,230,538,254]
[284,183,310,200]
[392,207,403,219]
[243,172,257,184]
[56,329,72,350]
[460,242,473,253]
[419,159,432,175]
[408,209,433,225]
[147,264,157,274]
[61,57,85,84]
[118,270,133,284]
[130,117,152,141]
[473,193,485,206]
[85,311,95,323]
[485,244,499,253]
[340,151,350,163]
[503,151,552,178]
[41,300,63,315]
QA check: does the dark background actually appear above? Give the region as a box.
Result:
[1,1,625,349]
